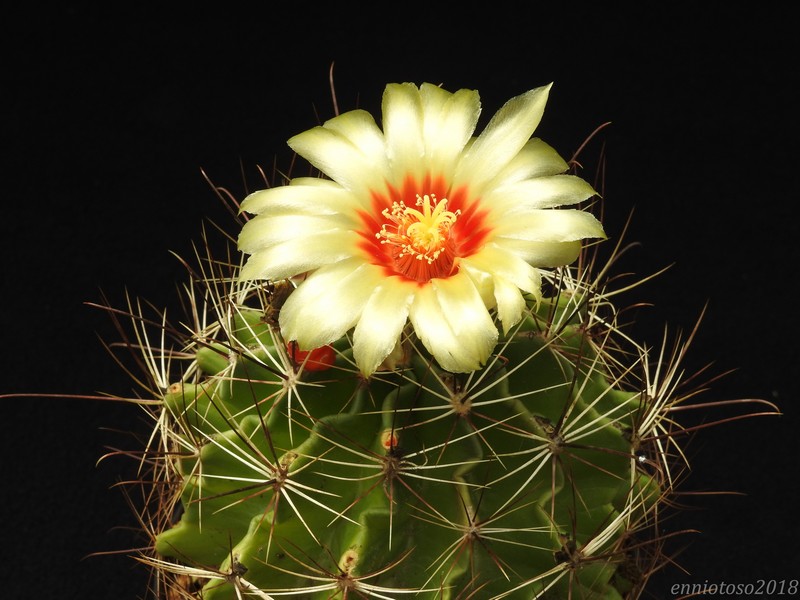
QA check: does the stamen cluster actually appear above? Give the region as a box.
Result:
[376,193,460,267]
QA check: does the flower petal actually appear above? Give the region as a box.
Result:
[382,83,425,181]
[493,209,606,243]
[238,213,356,253]
[459,263,495,308]
[454,84,552,193]
[419,83,481,175]
[240,180,361,216]
[484,174,597,213]
[352,278,416,376]
[239,231,359,281]
[492,138,570,185]
[288,110,389,197]
[409,275,498,372]
[408,286,476,373]
[324,109,388,161]
[433,274,496,339]
[491,274,527,334]
[494,239,583,267]
[279,260,383,348]
[460,244,542,294]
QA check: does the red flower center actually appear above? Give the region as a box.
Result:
[375,193,459,280]
[358,174,492,283]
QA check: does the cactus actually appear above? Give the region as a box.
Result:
[96,82,773,599]
[143,266,664,599]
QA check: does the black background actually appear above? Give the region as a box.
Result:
[3,7,798,599]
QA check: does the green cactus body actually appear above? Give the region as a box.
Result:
[150,282,661,599]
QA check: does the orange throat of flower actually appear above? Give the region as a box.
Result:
[375,193,460,282]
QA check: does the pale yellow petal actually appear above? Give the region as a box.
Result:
[382,83,425,181]
[279,260,383,348]
[409,275,498,373]
[494,238,584,267]
[238,213,356,253]
[491,275,528,334]
[352,278,416,376]
[493,209,606,242]
[432,274,496,340]
[409,285,481,373]
[459,263,495,308]
[460,244,542,294]
[289,177,342,188]
[323,109,387,161]
[239,231,359,281]
[454,84,552,193]
[435,275,498,366]
[288,112,389,197]
[419,83,481,175]
[492,138,570,185]
[240,181,361,216]
[484,174,597,213]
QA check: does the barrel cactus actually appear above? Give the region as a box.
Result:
[103,81,741,599]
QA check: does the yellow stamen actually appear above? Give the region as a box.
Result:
[375,194,460,265]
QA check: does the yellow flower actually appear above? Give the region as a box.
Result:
[238,83,605,376]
